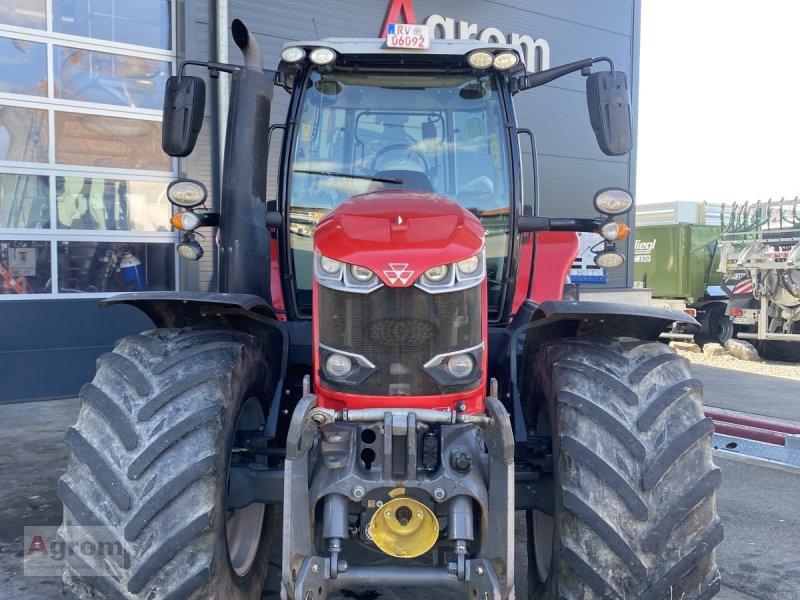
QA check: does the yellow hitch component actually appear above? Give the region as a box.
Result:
[369,496,438,558]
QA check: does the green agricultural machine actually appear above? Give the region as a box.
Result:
[635,199,800,361]
[633,213,733,347]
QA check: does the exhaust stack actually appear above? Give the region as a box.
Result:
[231,18,263,71]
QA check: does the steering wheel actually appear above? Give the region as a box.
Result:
[370,144,430,173]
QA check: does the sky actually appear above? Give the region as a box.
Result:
[636,1,800,205]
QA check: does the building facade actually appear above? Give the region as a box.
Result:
[0,0,641,401]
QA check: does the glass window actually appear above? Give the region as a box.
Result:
[56,177,169,231]
[54,112,170,171]
[57,240,174,293]
[54,46,170,109]
[0,172,49,228]
[0,37,48,97]
[0,240,51,294]
[54,0,171,50]
[0,0,46,29]
[288,70,512,315]
[0,105,49,163]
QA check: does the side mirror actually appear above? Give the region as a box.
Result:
[162,75,206,157]
[586,71,632,156]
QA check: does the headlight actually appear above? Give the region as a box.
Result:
[600,220,630,242]
[325,353,352,377]
[309,47,336,65]
[423,343,483,386]
[320,255,342,274]
[281,46,306,63]
[350,264,375,282]
[493,52,519,70]
[177,237,203,260]
[170,211,201,232]
[593,188,634,216]
[467,51,493,69]
[457,255,480,275]
[167,179,207,208]
[446,354,474,378]
[424,264,449,282]
[595,250,625,268]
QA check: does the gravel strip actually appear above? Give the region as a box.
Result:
[670,343,800,381]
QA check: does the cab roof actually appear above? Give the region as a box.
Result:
[278,37,526,73]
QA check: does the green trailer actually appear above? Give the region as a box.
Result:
[634,222,734,346]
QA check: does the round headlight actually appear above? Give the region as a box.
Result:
[457,255,480,275]
[309,47,336,65]
[350,264,375,282]
[594,250,625,269]
[167,179,207,208]
[593,188,634,216]
[467,51,493,69]
[424,264,449,282]
[281,46,306,63]
[320,255,342,274]
[170,211,201,232]
[177,238,204,261]
[493,52,519,70]
[600,221,630,242]
[325,353,352,377]
[446,354,474,378]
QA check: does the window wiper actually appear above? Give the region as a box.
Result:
[294,169,402,185]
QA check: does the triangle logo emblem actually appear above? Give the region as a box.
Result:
[383,263,414,285]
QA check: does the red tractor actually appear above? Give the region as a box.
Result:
[59,20,722,600]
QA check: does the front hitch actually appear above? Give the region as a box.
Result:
[281,395,515,600]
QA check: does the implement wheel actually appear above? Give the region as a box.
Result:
[695,302,734,347]
[525,337,722,599]
[58,328,276,599]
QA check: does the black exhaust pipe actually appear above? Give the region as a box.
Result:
[218,20,274,301]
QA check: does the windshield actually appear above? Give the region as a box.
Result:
[288,69,512,315]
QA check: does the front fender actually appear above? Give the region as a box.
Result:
[525,299,698,346]
[101,291,287,380]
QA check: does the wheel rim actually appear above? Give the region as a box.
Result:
[532,509,554,583]
[226,396,266,577]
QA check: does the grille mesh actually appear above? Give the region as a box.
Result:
[318,284,481,395]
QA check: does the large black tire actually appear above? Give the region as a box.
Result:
[525,338,722,599]
[695,302,734,347]
[755,323,800,362]
[58,328,277,599]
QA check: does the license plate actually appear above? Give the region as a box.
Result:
[733,317,757,325]
[386,24,431,49]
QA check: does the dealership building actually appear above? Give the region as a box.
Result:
[0,0,641,401]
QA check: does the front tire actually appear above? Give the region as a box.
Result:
[58,328,276,599]
[526,337,722,599]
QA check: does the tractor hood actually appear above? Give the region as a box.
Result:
[313,190,484,287]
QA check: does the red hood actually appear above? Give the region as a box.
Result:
[314,191,484,287]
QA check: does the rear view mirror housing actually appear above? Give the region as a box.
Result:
[162,75,206,157]
[586,70,632,156]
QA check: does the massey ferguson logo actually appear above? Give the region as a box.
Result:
[384,263,415,285]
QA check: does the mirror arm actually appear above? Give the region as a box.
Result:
[179,60,242,79]
[516,56,615,91]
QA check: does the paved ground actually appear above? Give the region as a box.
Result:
[694,364,800,423]
[1,364,799,599]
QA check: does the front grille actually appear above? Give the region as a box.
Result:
[318,284,482,395]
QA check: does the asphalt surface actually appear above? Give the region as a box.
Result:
[694,364,800,424]
[1,364,799,599]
